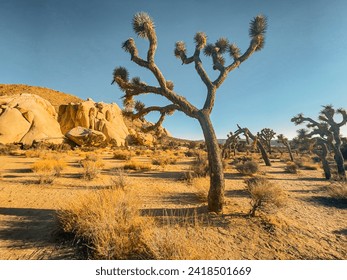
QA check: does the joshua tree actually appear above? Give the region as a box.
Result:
[314,137,331,180]
[222,132,240,159]
[277,134,294,161]
[234,125,271,166]
[258,128,276,154]
[112,12,267,213]
[291,105,346,179]
[296,129,331,179]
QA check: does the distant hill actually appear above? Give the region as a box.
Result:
[0,84,82,110]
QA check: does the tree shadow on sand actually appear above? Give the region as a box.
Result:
[302,196,347,209]
[0,207,75,259]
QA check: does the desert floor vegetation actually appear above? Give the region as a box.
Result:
[0,149,346,260]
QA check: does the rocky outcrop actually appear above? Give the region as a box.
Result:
[0,94,64,145]
[58,99,129,146]
[66,126,106,147]
[0,85,172,147]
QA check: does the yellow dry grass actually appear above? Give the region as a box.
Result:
[57,188,212,259]
[123,160,152,171]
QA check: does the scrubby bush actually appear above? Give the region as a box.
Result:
[80,154,104,180]
[190,177,209,202]
[325,181,347,200]
[245,177,287,216]
[123,160,152,171]
[57,189,153,259]
[191,151,209,177]
[110,168,128,190]
[151,156,177,167]
[57,189,210,259]
[235,160,259,175]
[0,143,20,156]
[113,150,132,160]
[32,158,67,184]
[284,162,298,174]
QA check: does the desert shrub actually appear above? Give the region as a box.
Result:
[110,168,128,190]
[113,150,132,160]
[284,162,298,174]
[57,189,153,259]
[184,150,195,157]
[190,177,209,202]
[123,160,152,171]
[32,158,67,184]
[80,154,104,180]
[325,181,347,200]
[294,158,318,170]
[235,160,259,175]
[151,156,177,167]
[245,177,287,216]
[57,188,212,260]
[25,150,43,158]
[191,151,209,177]
[0,143,20,156]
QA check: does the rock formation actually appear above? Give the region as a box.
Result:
[66,126,107,147]
[58,99,129,146]
[0,85,171,147]
[0,94,64,145]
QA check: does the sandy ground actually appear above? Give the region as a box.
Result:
[0,149,346,260]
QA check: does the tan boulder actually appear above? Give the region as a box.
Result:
[58,100,129,146]
[0,94,64,145]
[66,126,106,147]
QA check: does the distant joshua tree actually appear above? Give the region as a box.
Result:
[222,132,240,159]
[112,12,267,213]
[296,129,331,179]
[258,128,276,154]
[234,125,271,166]
[277,134,294,162]
[291,105,347,179]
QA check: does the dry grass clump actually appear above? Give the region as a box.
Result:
[151,155,177,167]
[284,162,298,174]
[80,153,105,180]
[245,177,287,217]
[189,177,209,202]
[294,158,318,170]
[57,189,211,259]
[113,150,132,160]
[0,143,19,156]
[123,160,152,171]
[25,150,44,158]
[191,151,209,177]
[325,181,347,200]
[32,158,67,184]
[235,160,259,175]
[57,189,152,259]
[110,168,128,190]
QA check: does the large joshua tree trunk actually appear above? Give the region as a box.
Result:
[198,111,225,213]
[330,125,346,178]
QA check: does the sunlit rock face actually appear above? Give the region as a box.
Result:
[58,99,129,146]
[0,94,64,145]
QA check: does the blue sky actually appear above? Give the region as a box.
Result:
[0,0,346,139]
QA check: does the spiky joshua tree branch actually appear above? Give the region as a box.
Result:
[112,12,267,213]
